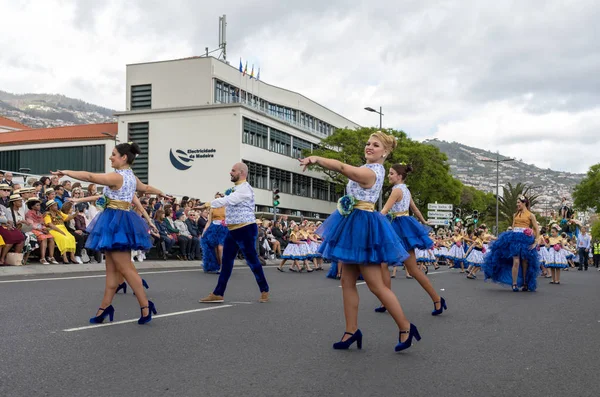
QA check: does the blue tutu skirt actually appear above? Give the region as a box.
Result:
[86,208,152,252]
[203,223,229,246]
[317,209,409,265]
[391,216,433,251]
[200,223,229,273]
[482,230,540,291]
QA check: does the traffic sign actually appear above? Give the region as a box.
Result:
[427,203,453,211]
[427,211,452,219]
[428,219,450,226]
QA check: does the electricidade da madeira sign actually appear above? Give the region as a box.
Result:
[169,148,216,171]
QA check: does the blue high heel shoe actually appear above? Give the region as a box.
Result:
[116,282,127,294]
[395,323,421,352]
[512,284,519,292]
[333,329,362,350]
[89,305,115,324]
[374,306,387,313]
[133,279,150,296]
[431,297,447,316]
[138,300,157,325]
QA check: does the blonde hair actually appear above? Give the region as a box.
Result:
[370,131,397,153]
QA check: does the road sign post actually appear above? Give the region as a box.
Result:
[427,203,454,226]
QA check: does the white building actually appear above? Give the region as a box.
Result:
[116,56,360,219]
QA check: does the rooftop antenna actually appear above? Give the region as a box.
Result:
[218,14,227,62]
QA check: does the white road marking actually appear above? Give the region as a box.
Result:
[63,305,233,332]
[338,281,367,288]
[0,266,280,284]
[230,301,254,304]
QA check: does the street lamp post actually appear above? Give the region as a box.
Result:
[364,106,384,209]
[101,131,120,146]
[480,152,514,234]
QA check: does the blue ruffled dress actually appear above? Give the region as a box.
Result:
[317,164,409,266]
[388,184,433,254]
[482,227,540,291]
[200,220,229,273]
[85,169,152,252]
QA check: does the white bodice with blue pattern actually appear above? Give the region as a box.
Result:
[225,182,256,225]
[103,169,136,202]
[346,163,384,203]
[391,184,411,213]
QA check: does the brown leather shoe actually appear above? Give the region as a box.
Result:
[199,293,224,303]
[259,292,270,303]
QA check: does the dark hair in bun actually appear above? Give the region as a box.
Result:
[391,163,414,180]
[115,141,142,165]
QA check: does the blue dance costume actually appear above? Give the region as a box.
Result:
[209,181,269,297]
[482,209,540,291]
[388,183,433,256]
[86,169,152,252]
[317,164,409,265]
[201,208,229,273]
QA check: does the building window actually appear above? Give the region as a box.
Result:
[293,174,311,197]
[128,122,149,183]
[270,167,291,194]
[292,137,312,158]
[242,118,268,149]
[214,79,240,104]
[329,182,344,202]
[312,179,329,201]
[270,128,291,156]
[131,84,151,110]
[244,160,269,190]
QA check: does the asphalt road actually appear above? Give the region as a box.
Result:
[1,264,599,397]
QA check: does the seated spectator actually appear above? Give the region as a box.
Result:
[153,209,175,260]
[7,194,37,264]
[163,207,189,260]
[25,198,57,264]
[39,176,52,196]
[12,183,22,192]
[86,183,98,197]
[271,221,287,250]
[61,180,72,201]
[186,210,202,259]
[44,200,77,264]
[174,211,199,260]
[2,171,14,187]
[61,201,85,264]
[0,203,25,265]
[0,183,11,207]
[53,185,65,209]
[32,181,43,198]
[42,188,56,213]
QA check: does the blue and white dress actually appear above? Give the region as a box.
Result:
[465,240,485,267]
[317,163,409,265]
[545,238,568,269]
[388,184,433,254]
[85,169,152,252]
[281,232,307,260]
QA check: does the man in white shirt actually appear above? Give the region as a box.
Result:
[199,162,270,303]
[577,227,591,271]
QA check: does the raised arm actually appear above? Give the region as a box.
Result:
[68,194,102,204]
[51,170,120,188]
[211,184,252,209]
[299,156,376,188]
[381,188,402,215]
[135,176,164,196]
[409,198,427,224]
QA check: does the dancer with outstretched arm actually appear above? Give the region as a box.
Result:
[299,131,421,353]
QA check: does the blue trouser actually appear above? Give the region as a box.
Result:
[213,223,269,297]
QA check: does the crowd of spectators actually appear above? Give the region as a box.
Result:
[0,170,320,266]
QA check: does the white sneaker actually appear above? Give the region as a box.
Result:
[138,254,144,262]
[75,256,83,264]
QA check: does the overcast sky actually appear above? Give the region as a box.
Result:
[1,0,598,174]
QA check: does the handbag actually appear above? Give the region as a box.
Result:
[81,248,90,263]
[5,252,24,266]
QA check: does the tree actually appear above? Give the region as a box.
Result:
[307,127,462,213]
[497,182,542,225]
[591,220,600,240]
[573,164,600,211]
[459,185,496,226]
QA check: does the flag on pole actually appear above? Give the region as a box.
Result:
[239,58,243,73]
[257,68,260,81]
[243,61,248,76]
[250,64,254,79]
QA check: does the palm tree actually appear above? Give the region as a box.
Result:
[498,182,541,225]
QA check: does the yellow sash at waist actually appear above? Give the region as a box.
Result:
[106,198,132,211]
[354,201,375,212]
[390,210,409,217]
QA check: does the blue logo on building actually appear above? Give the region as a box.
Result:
[169,148,216,171]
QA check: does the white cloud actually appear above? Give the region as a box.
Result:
[1,0,598,173]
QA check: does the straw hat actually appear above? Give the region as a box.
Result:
[9,194,22,202]
[45,199,57,209]
[45,188,55,195]
[0,183,11,191]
